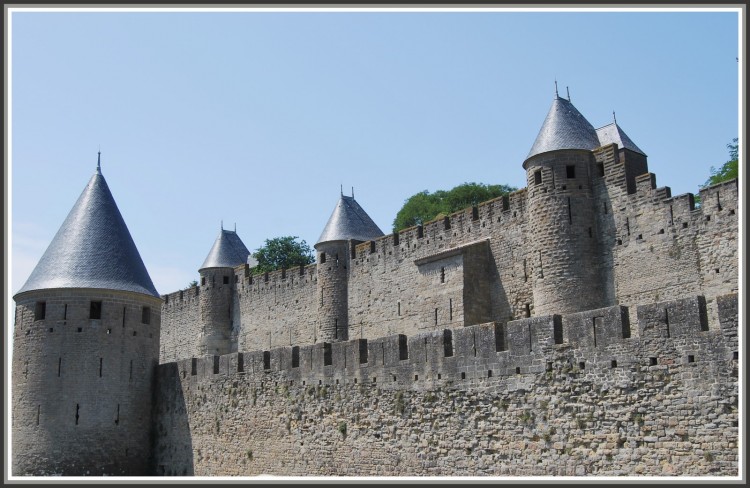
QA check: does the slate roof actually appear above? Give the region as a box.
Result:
[200,229,251,270]
[526,96,601,161]
[15,167,159,298]
[316,195,384,245]
[596,122,646,156]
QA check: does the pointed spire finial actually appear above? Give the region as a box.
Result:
[554,79,559,98]
[352,186,354,198]
[234,222,236,232]
[340,184,343,196]
[567,86,571,102]
[613,111,617,124]
[221,220,223,231]
[97,148,101,174]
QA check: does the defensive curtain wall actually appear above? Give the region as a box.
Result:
[153,293,738,476]
[159,146,738,362]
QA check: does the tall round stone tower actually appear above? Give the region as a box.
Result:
[523,93,607,316]
[197,226,250,356]
[12,155,162,476]
[315,192,384,342]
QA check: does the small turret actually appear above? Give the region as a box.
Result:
[197,226,250,356]
[523,91,608,316]
[315,192,383,342]
[12,154,161,475]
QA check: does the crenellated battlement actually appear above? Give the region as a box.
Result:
[166,293,737,389]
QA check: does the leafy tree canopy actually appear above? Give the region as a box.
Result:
[393,182,517,232]
[252,236,315,274]
[703,138,738,188]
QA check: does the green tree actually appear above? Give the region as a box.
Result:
[393,182,516,232]
[252,236,314,274]
[703,138,739,188]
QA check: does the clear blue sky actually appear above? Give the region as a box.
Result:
[8,7,741,304]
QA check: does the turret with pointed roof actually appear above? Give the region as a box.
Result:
[524,95,601,166]
[315,192,384,343]
[200,227,251,271]
[15,160,159,299]
[12,155,162,476]
[316,194,384,246]
[523,90,610,316]
[196,225,251,356]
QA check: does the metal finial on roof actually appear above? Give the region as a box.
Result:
[613,111,617,124]
[567,86,571,102]
[97,150,101,174]
[234,222,236,232]
[221,220,223,231]
[554,79,559,98]
[352,187,354,198]
[340,184,343,196]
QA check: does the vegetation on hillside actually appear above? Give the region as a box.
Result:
[392,182,517,232]
[252,236,315,274]
[702,138,739,188]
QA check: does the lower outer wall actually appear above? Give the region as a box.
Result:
[152,332,738,476]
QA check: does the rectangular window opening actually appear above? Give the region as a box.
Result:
[201,277,206,286]
[502,195,510,211]
[471,206,479,221]
[213,355,220,374]
[35,301,46,321]
[534,169,542,185]
[141,307,151,325]
[461,372,466,380]
[443,329,454,357]
[443,216,451,230]
[398,334,408,360]
[566,165,576,179]
[359,339,368,364]
[611,360,618,368]
[487,370,493,378]
[515,367,521,375]
[596,162,604,177]
[578,361,585,370]
[687,355,695,363]
[292,346,300,368]
[649,357,658,366]
[263,351,271,370]
[238,353,245,373]
[89,301,102,320]
[323,343,332,366]
[191,358,197,376]
[417,225,424,239]
[370,241,376,254]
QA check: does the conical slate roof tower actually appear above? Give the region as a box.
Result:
[316,194,384,245]
[15,157,159,298]
[12,153,162,476]
[200,228,251,271]
[525,95,601,162]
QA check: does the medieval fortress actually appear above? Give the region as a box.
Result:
[12,94,739,477]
